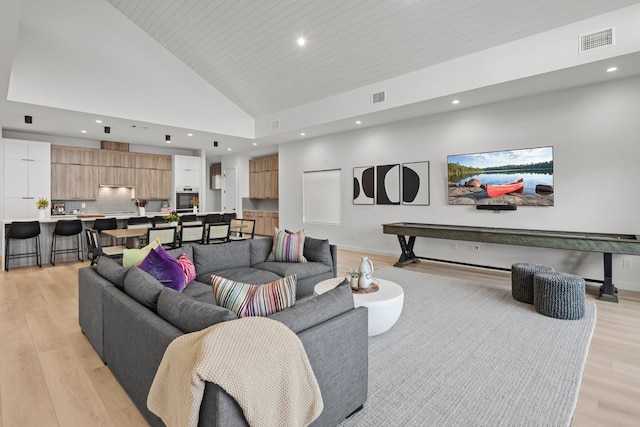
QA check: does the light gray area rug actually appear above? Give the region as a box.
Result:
[339,267,596,427]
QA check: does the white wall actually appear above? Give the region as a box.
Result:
[279,76,640,291]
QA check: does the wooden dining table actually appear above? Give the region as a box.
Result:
[101,228,147,249]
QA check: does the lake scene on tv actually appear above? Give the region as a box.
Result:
[447,146,554,206]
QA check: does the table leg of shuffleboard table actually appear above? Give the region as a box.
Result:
[598,252,619,303]
[394,235,420,267]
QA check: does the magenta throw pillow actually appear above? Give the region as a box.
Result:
[176,253,196,286]
[139,246,186,292]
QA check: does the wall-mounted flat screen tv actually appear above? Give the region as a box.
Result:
[447,146,554,206]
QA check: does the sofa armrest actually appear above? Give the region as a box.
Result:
[329,244,338,277]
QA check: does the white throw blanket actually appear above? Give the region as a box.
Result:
[147,317,323,427]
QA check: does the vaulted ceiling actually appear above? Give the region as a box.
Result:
[107,0,640,118]
[1,0,640,155]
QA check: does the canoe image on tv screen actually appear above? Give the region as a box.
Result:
[447,146,554,206]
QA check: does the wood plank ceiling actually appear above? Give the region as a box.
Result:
[106,0,640,118]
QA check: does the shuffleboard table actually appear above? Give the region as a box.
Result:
[382,222,640,302]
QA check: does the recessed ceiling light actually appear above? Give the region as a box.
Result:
[95,119,102,124]
[81,130,87,133]
[297,36,306,47]
[606,66,618,72]
[452,99,460,105]
[355,121,362,125]
[252,142,258,146]
[300,132,306,136]
[227,148,232,151]
[187,133,193,136]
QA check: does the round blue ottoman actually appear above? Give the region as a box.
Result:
[511,263,554,304]
[533,272,585,320]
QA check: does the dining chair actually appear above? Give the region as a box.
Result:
[206,223,230,244]
[86,228,125,266]
[147,226,178,249]
[180,224,205,246]
[93,217,118,246]
[229,219,256,240]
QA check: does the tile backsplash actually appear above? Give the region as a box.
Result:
[53,187,168,214]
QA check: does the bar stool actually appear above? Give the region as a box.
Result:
[50,219,84,265]
[4,221,42,271]
[93,217,118,247]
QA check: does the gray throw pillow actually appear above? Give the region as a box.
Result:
[303,236,332,267]
[123,267,165,312]
[269,279,353,333]
[96,257,128,290]
[157,287,237,333]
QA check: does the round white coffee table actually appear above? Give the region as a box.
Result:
[314,277,404,336]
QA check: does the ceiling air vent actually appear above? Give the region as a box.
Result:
[271,120,280,130]
[371,90,386,105]
[579,28,614,53]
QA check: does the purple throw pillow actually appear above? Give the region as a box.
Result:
[139,246,186,292]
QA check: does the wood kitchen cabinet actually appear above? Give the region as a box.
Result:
[51,146,100,165]
[134,169,172,200]
[243,210,279,236]
[51,145,171,200]
[99,166,134,187]
[51,163,98,199]
[248,155,278,199]
[135,153,172,170]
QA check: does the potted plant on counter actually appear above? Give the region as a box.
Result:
[164,211,180,227]
[134,199,148,216]
[191,197,200,214]
[36,197,49,220]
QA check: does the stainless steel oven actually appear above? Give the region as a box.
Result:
[176,187,199,211]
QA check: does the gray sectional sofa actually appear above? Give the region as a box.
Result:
[78,236,369,427]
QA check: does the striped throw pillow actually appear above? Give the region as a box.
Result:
[211,274,297,317]
[268,228,307,262]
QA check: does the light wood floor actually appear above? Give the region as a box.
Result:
[0,251,638,426]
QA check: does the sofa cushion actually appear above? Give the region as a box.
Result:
[253,261,332,280]
[96,257,128,290]
[182,280,215,305]
[193,241,251,276]
[139,246,186,292]
[200,267,282,286]
[122,237,161,267]
[269,279,353,333]
[157,287,237,333]
[123,267,165,312]
[211,274,297,317]
[303,237,333,268]
[268,229,306,262]
[165,245,193,261]
[250,237,273,265]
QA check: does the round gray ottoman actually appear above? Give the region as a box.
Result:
[533,272,585,320]
[511,263,554,304]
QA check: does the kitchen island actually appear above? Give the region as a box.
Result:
[2,211,227,270]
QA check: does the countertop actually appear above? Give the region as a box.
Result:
[2,211,225,225]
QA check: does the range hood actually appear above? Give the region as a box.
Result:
[99,184,135,188]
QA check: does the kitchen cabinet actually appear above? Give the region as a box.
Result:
[50,145,171,200]
[243,210,279,236]
[3,139,51,218]
[99,166,134,187]
[174,155,201,189]
[51,146,100,165]
[135,153,172,170]
[99,150,136,168]
[134,169,172,200]
[51,164,98,199]
[249,155,278,199]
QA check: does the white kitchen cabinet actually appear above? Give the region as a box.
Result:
[174,155,201,189]
[3,139,51,219]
